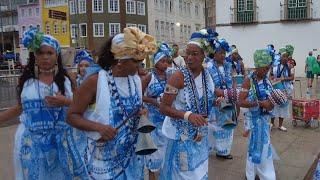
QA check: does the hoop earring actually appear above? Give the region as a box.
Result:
[34,64,39,79]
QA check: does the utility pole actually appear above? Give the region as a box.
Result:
[0,1,4,53]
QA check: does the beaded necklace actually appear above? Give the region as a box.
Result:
[251,73,271,114]
[213,60,227,89]
[152,69,166,90]
[182,67,209,117]
[106,70,141,130]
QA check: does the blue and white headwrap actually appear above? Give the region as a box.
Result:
[266,44,275,57]
[73,50,94,65]
[153,43,172,65]
[214,38,232,53]
[188,28,219,54]
[22,27,61,54]
[266,44,281,66]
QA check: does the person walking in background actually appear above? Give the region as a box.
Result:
[305,51,316,95]
[171,43,186,67]
[316,55,320,79]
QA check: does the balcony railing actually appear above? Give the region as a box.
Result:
[230,5,258,24]
[280,1,313,21]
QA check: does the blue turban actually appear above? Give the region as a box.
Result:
[74,50,94,65]
[22,27,60,54]
[214,38,232,53]
[267,44,275,57]
[153,43,172,65]
[188,28,219,54]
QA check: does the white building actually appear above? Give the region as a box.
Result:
[215,0,320,77]
[148,0,206,48]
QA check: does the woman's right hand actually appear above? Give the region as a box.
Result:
[97,124,117,141]
[188,113,208,127]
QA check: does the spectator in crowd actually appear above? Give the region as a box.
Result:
[305,51,316,94]
[171,43,186,67]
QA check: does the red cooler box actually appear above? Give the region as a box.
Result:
[292,99,319,121]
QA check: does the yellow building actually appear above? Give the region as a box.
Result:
[41,0,70,47]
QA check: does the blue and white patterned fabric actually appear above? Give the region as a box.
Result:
[207,58,235,155]
[271,64,292,118]
[214,39,232,53]
[314,158,320,180]
[144,70,167,172]
[161,67,215,180]
[74,50,95,87]
[226,56,243,75]
[153,43,172,65]
[84,70,144,180]
[246,72,274,164]
[245,72,276,180]
[74,50,94,65]
[272,64,293,94]
[18,78,88,179]
[188,28,218,54]
[22,27,60,54]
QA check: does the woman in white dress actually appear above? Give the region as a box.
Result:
[13,28,87,179]
[142,43,171,180]
[239,49,287,180]
[270,46,294,132]
[159,29,217,180]
[67,27,157,179]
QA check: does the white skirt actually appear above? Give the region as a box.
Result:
[273,101,291,119]
[246,144,276,180]
[13,123,24,180]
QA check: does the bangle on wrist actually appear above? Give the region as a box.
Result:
[184,111,192,121]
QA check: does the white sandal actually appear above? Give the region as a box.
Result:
[278,126,287,132]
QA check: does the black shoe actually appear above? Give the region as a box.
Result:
[216,154,233,159]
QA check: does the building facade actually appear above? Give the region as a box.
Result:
[215,0,320,76]
[69,0,148,52]
[17,0,70,65]
[148,0,206,48]
[205,0,216,28]
[18,0,70,46]
[42,0,70,47]
[0,0,27,53]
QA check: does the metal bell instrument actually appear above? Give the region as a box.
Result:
[219,98,233,111]
[221,107,237,130]
[135,132,158,155]
[137,113,156,133]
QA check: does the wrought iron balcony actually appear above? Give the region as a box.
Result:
[280,1,313,21]
[230,5,258,24]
